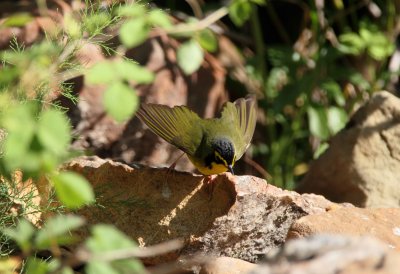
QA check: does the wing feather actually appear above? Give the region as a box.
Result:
[220,96,257,159]
[235,96,257,153]
[136,103,203,155]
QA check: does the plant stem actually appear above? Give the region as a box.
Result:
[250,4,268,80]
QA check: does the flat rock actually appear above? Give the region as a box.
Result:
[287,207,400,251]
[298,91,400,207]
[251,234,400,274]
[64,156,342,264]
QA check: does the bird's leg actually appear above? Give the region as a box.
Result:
[168,152,185,170]
[162,152,185,198]
[203,175,217,200]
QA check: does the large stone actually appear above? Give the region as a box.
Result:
[287,207,400,251]
[250,234,400,274]
[65,156,342,264]
[298,91,400,207]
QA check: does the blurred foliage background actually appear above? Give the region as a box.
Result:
[157,0,399,188]
[0,0,400,272]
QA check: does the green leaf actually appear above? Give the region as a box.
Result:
[3,13,33,27]
[321,81,345,106]
[86,262,119,274]
[86,61,119,84]
[37,109,71,155]
[1,104,37,173]
[327,106,348,135]
[120,18,150,48]
[103,82,138,122]
[197,29,218,52]
[86,225,137,252]
[52,172,95,209]
[86,225,144,274]
[117,4,147,17]
[3,132,34,170]
[229,0,252,26]
[3,219,35,253]
[1,103,36,133]
[87,60,154,85]
[359,28,373,43]
[338,32,365,55]
[116,61,154,84]
[61,267,74,274]
[366,32,394,61]
[35,214,85,249]
[313,142,329,159]
[307,106,329,140]
[148,10,172,28]
[25,258,49,274]
[368,45,389,61]
[177,39,204,75]
[349,72,371,90]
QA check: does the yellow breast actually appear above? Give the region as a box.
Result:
[187,155,228,175]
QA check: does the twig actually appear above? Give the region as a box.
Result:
[186,0,203,19]
[265,2,291,44]
[164,6,229,36]
[76,239,184,262]
[49,239,184,274]
[244,155,272,179]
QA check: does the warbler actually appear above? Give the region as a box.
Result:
[136,96,257,175]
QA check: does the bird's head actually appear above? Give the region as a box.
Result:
[209,138,236,174]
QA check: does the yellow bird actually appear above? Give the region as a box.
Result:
[136,96,257,175]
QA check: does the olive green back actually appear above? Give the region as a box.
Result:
[136,96,257,160]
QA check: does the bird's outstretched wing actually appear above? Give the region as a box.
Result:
[221,96,257,159]
[136,103,203,155]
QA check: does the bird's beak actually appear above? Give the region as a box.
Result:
[228,165,234,175]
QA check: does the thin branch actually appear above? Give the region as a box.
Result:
[265,2,291,44]
[244,155,272,180]
[186,0,203,19]
[164,6,229,36]
[76,239,184,262]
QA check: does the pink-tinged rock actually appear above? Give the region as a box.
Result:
[251,234,400,274]
[65,156,343,264]
[298,91,400,207]
[288,207,400,251]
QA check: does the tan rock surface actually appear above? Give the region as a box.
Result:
[199,257,256,274]
[65,156,342,264]
[251,235,400,274]
[298,91,400,207]
[287,207,400,251]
